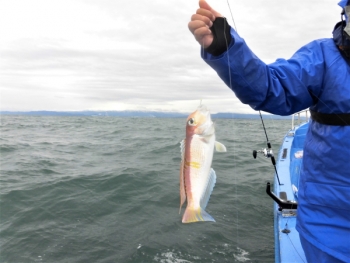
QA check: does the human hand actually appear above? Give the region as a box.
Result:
[188,0,222,48]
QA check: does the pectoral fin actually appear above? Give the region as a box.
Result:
[215,141,227,152]
[179,139,186,213]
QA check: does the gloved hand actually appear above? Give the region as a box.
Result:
[188,0,222,49]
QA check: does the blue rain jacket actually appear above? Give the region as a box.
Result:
[202,29,350,262]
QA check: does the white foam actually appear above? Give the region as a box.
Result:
[233,247,250,262]
[154,251,193,263]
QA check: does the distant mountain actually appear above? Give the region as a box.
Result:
[212,112,291,120]
[0,110,187,118]
[0,110,292,119]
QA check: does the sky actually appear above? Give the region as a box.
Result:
[0,0,341,114]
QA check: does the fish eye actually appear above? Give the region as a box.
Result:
[188,118,196,126]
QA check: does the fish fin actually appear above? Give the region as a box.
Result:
[200,168,216,210]
[215,141,227,152]
[180,139,186,159]
[179,160,186,213]
[179,139,186,213]
[182,207,215,223]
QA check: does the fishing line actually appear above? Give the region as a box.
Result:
[286,234,306,263]
[223,0,240,252]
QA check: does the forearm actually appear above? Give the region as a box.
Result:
[202,29,319,115]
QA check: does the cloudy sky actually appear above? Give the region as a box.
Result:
[0,0,341,113]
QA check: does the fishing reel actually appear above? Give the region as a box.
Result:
[252,148,274,159]
[252,142,276,166]
[252,141,281,185]
[252,141,275,161]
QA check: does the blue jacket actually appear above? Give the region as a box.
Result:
[202,29,350,261]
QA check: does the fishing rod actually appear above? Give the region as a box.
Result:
[252,111,282,185]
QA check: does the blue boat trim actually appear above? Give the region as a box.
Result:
[271,114,309,263]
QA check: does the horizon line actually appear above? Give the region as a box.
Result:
[0,110,293,120]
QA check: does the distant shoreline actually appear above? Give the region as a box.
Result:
[0,110,293,120]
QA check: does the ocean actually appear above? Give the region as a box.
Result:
[0,115,292,263]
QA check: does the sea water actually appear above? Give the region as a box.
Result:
[0,115,291,263]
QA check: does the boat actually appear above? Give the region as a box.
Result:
[254,110,310,262]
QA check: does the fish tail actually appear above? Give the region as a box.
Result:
[182,207,215,223]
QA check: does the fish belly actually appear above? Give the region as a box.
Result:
[182,135,216,223]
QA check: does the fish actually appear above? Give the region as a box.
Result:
[179,104,227,223]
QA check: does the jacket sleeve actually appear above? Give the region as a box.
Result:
[201,29,325,116]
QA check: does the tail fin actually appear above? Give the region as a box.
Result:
[182,207,215,223]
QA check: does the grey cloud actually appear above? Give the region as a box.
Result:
[0,0,340,112]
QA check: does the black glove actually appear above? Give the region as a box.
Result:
[205,17,233,56]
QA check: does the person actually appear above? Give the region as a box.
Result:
[188,1,350,262]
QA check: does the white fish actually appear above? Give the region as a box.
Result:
[179,105,226,223]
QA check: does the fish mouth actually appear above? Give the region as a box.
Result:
[197,105,210,119]
[197,105,214,135]
[199,120,214,136]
